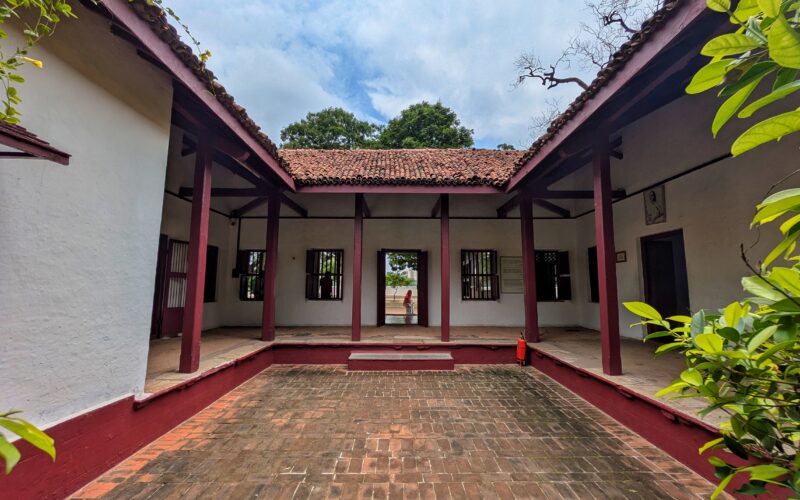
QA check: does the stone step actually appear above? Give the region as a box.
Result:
[347,352,454,371]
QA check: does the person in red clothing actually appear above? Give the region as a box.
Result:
[403,289,414,325]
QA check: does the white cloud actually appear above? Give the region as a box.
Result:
[164,0,596,148]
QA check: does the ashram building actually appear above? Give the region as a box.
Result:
[1,0,798,498]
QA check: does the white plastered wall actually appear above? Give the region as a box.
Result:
[216,194,580,328]
[0,6,173,427]
[570,91,800,339]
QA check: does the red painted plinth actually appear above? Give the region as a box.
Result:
[528,348,760,496]
[348,352,454,371]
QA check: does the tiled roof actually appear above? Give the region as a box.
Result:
[0,122,70,165]
[121,0,688,189]
[281,149,525,187]
[125,0,289,174]
[514,0,683,173]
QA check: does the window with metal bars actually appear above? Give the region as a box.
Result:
[461,250,499,300]
[535,250,571,302]
[238,250,265,301]
[306,249,344,300]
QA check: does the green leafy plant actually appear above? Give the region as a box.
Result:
[0,410,55,473]
[625,191,800,496]
[0,0,80,124]
[686,0,800,156]
[624,4,800,495]
[141,0,210,63]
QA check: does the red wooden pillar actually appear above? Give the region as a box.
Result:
[261,194,281,341]
[352,194,364,341]
[519,191,540,342]
[179,134,212,373]
[440,194,450,342]
[593,134,623,375]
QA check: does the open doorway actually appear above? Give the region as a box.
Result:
[641,230,690,333]
[377,250,428,326]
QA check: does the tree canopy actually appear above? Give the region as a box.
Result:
[378,101,474,149]
[280,101,474,150]
[280,107,381,149]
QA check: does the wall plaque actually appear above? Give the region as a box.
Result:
[500,256,523,294]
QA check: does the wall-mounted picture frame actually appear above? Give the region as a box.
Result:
[644,184,666,225]
[616,251,627,263]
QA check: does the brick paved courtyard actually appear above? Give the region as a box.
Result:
[73,366,716,499]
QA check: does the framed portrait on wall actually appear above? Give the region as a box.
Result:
[644,184,666,225]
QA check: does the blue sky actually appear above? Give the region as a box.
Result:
[166,0,596,149]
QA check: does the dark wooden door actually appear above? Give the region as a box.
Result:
[377,250,386,327]
[162,239,189,337]
[418,251,429,326]
[150,234,169,339]
[642,230,690,330]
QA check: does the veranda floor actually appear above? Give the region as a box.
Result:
[143,325,722,427]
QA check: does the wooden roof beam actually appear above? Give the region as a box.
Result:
[532,189,626,199]
[231,197,268,218]
[431,195,442,218]
[282,193,308,218]
[178,187,265,197]
[534,199,570,218]
[361,196,371,218]
[496,195,518,218]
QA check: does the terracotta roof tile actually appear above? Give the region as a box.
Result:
[125,0,289,174]
[281,149,525,187]
[0,122,70,165]
[122,0,686,189]
[513,0,683,174]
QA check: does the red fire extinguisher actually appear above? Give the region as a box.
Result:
[516,332,527,365]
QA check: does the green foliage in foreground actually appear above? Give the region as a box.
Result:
[625,188,800,497]
[0,410,55,473]
[0,0,79,124]
[686,0,800,156]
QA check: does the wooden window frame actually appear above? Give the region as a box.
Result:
[460,249,499,301]
[238,249,266,301]
[305,249,344,301]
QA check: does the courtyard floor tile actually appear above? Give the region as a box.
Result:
[73,366,719,499]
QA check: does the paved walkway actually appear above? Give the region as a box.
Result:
[79,366,717,499]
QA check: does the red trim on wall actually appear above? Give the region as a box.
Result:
[527,347,757,496]
[272,343,516,365]
[2,348,275,500]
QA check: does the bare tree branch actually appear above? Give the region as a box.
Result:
[514,52,589,90]
[529,97,565,139]
[515,0,664,89]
